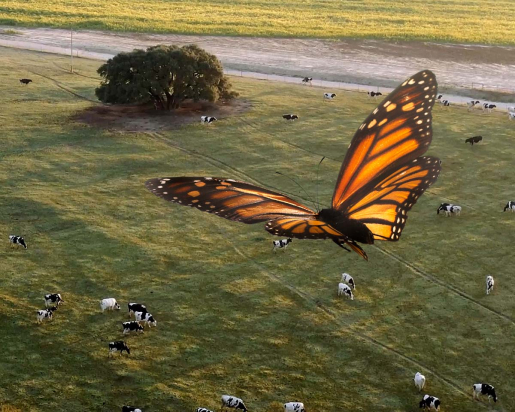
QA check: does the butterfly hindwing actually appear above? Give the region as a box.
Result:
[344,156,441,241]
[332,70,438,209]
[145,177,316,224]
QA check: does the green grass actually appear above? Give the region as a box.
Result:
[1,47,514,412]
[1,0,515,45]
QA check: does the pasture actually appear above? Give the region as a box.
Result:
[1,47,514,411]
[1,0,515,45]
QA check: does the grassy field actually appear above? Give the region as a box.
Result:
[1,0,515,45]
[1,47,514,412]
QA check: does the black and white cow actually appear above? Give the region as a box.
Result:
[135,311,157,327]
[507,106,515,113]
[19,78,32,85]
[473,383,497,402]
[437,203,461,217]
[504,201,515,212]
[221,395,247,412]
[122,406,142,412]
[128,302,147,317]
[122,321,144,334]
[109,341,130,356]
[367,91,383,98]
[284,402,305,412]
[282,114,299,121]
[509,112,515,121]
[465,135,482,145]
[201,116,217,124]
[338,283,354,300]
[467,100,480,110]
[273,238,292,252]
[44,293,63,307]
[419,395,440,410]
[436,94,443,101]
[302,77,313,85]
[441,99,450,107]
[486,275,494,295]
[9,235,27,249]
[483,103,496,112]
[37,306,57,323]
[196,408,214,412]
[323,93,336,100]
[341,272,355,290]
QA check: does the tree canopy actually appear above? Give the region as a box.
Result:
[95,44,237,110]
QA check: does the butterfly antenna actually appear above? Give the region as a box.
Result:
[276,171,318,211]
[316,156,326,212]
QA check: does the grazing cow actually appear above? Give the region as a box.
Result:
[436,94,443,101]
[323,93,336,100]
[135,311,157,327]
[37,307,57,323]
[507,106,515,113]
[44,293,63,307]
[284,402,305,412]
[19,78,32,85]
[437,203,461,217]
[302,77,313,85]
[196,409,214,412]
[122,321,144,334]
[122,407,142,412]
[9,235,27,249]
[109,341,130,356]
[282,114,299,121]
[367,91,383,98]
[200,116,217,124]
[338,282,354,300]
[486,275,494,295]
[467,100,480,110]
[341,272,355,290]
[465,135,482,145]
[273,238,292,252]
[221,395,247,412]
[441,99,450,107]
[473,383,497,402]
[503,201,515,212]
[483,103,496,112]
[419,395,440,410]
[414,372,426,391]
[100,298,121,312]
[509,112,515,121]
[128,302,147,317]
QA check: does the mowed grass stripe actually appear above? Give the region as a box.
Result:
[0,0,515,44]
[1,48,514,412]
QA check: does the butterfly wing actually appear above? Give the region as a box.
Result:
[342,156,441,241]
[332,70,438,209]
[145,177,317,224]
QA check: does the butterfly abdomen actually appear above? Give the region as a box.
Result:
[318,208,374,244]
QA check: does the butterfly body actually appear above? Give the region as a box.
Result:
[146,70,441,260]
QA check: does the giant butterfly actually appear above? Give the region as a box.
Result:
[145,70,441,260]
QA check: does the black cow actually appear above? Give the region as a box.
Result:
[9,235,27,249]
[473,383,497,402]
[368,91,383,98]
[122,321,144,334]
[109,341,130,356]
[465,135,482,145]
[302,77,313,85]
[282,114,299,121]
[19,78,32,85]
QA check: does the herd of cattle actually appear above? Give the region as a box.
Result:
[13,73,511,411]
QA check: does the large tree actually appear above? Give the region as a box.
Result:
[95,44,237,110]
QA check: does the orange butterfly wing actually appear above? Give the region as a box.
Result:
[332,70,438,210]
[145,177,317,224]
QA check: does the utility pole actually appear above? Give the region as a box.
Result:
[70,28,73,73]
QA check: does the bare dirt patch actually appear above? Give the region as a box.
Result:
[74,98,251,132]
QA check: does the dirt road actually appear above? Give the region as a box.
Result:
[1,26,515,95]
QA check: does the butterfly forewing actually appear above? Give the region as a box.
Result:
[332,70,437,209]
[145,177,316,224]
[345,156,441,241]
